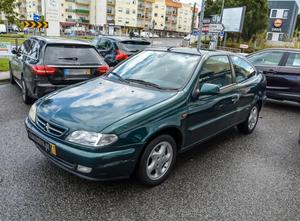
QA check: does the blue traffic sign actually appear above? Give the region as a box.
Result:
[33,14,41,22]
[219,31,225,37]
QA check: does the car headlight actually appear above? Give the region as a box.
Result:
[66,131,118,147]
[29,103,37,122]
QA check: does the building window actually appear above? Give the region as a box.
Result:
[154,13,157,17]
[267,32,272,40]
[132,9,136,14]
[283,10,289,19]
[270,9,277,18]
[126,8,130,14]
[279,33,284,41]
[118,7,123,13]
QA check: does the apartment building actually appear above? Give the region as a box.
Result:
[1,0,196,35]
[104,0,196,36]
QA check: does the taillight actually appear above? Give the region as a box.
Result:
[116,49,128,61]
[32,65,57,75]
[97,65,109,75]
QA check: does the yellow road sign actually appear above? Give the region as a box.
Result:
[22,20,48,29]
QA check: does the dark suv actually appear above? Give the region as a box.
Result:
[247,48,300,103]
[91,36,151,66]
[10,37,109,104]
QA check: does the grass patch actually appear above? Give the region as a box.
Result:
[0,58,9,72]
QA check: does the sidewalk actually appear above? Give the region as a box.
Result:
[0,71,9,82]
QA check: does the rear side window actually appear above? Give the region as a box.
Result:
[248,52,284,66]
[286,53,300,67]
[231,56,256,83]
[27,40,40,59]
[200,56,233,88]
[44,45,103,65]
[119,40,150,52]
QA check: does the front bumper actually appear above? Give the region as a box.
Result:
[25,118,142,181]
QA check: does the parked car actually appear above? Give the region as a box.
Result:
[25,48,266,186]
[0,24,7,34]
[247,48,300,103]
[91,36,151,66]
[9,36,109,104]
[140,32,159,38]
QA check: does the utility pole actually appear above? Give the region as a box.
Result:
[197,0,205,50]
[191,3,196,31]
[216,0,225,47]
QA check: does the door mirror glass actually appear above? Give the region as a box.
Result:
[200,83,220,95]
[11,48,17,54]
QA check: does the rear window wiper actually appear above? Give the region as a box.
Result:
[58,57,78,61]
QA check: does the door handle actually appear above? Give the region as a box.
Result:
[265,69,276,74]
[231,95,240,103]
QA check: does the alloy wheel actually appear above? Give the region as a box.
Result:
[146,141,174,181]
[248,106,258,130]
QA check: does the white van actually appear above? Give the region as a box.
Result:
[0,24,7,34]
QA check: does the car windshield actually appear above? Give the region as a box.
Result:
[108,50,200,90]
[44,45,103,65]
[119,40,151,52]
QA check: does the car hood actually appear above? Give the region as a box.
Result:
[37,78,177,132]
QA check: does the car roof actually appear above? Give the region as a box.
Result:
[252,48,300,53]
[30,36,91,45]
[97,35,149,42]
[145,47,238,57]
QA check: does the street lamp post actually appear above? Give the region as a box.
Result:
[197,0,205,50]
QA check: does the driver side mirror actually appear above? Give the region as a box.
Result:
[11,47,18,55]
[193,83,220,99]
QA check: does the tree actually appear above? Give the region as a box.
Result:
[0,0,20,23]
[204,0,269,41]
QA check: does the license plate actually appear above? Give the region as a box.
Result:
[64,69,91,76]
[28,131,57,156]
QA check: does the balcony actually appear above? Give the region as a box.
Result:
[75,9,89,14]
[107,0,115,5]
[76,0,90,5]
[65,18,89,23]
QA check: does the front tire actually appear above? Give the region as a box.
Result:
[137,135,177,186]
[237,104,259,134]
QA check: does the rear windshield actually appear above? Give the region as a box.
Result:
[44,45,102,65]
[119,40,150,52]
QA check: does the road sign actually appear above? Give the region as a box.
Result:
[22,20,49,29]
[33,14,41,22]
[240,44,249,49]
[208,24,225,33]
[219,31,225,37]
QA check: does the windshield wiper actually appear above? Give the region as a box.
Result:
[108,72,128,83]
[126,79,167,90]
[58,57,78,61]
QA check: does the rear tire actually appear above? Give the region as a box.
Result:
[137,135,177,186]
[9,63,15,84]
[21,77,32,104]
[237,104,259,134]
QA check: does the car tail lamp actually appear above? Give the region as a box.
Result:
[32,65,57,75]
[116,49,128,61]
[97,65,109,75]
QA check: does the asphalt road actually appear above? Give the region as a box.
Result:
[0,83,299,220]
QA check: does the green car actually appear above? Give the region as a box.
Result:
[25,48,266,186]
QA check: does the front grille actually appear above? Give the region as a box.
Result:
[36,115,67,137]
